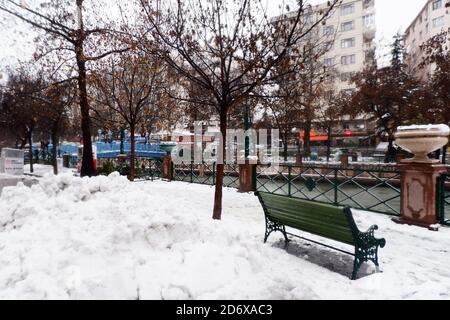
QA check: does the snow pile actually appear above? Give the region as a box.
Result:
[0,174,450,299]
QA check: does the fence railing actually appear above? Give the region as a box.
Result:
[172,163,240,188]
[256,164,401,216]
[97,157,163,180]
[438,173,450,226]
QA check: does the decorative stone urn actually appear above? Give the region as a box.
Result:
[394,124,450,164]
[393,124,449,230]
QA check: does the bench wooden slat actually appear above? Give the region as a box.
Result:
[260,193,354,244]
[268,213,355,245]
[264,202,352,229]
[260,193,349,223]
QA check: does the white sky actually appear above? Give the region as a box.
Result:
[0,0,428,76]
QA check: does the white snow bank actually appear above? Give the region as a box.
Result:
[0,174,450,299]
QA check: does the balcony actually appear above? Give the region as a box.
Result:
[363,0,375,10]
[363,27,376,41]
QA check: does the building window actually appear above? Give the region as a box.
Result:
[363,14,375,28]
[341,54,356,65]
[432,0,442,10]
[341,20,355,31]
[341,3,355,15]
[341,37,355,48]
[323,25,335,36]
[433,16,444,28]
[324,57,335,67]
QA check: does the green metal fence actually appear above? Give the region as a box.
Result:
[438,173,450,225]
[135,158,163,180]
[172,162,239,188]
[256,164,401,216]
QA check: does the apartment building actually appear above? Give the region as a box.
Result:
[276,0,376,91]
[275,0,377,147]
[405,0,450,81]
[320,0,376,93]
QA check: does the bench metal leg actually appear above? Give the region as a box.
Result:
[352,246,382,280]
[352,256,363,280]
[264,218,289,247]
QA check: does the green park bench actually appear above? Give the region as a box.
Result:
[255,192,386,280]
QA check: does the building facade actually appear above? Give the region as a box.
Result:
[319,0,376,93]
[277,0,377,148]
[405,0,450,81]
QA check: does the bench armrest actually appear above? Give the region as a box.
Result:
[358,225,386,249]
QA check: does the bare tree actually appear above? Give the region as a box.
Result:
[39,82,76,175]
[90,53,166,180]
[0,0,130,177]
[138,0,340,220]
[0,69,45,172]
[265,19,338,160]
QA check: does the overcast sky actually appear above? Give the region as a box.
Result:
[0,0,428,76]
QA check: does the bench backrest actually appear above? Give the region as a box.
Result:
[257,192,356,246]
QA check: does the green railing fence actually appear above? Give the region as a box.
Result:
[135,158,163,180]
[438,173,450,226]
[172,163,240,188]
[256,164,401,216]
[97,157,163,180]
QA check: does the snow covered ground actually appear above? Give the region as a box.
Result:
[24,164,73,177]
[0,172,449,300]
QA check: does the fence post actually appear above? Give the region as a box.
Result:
[213,163,216,185]
[190,163,193,183]
[437,175,444,224]
[238,161,256,193]
[162,156,173,181]
[253,164,258,192]
[334,168,338,206]
[288,164,292,197]
[393,163,447,230]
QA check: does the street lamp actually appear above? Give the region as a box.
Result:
[243,98,250,159]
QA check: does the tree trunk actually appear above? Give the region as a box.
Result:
[28,132,33,173]
[283,135,288,162]
[51,129,59,175]
[19,138,26,149]
[129,125,135,181]
[213,111,227,220]
[76,46,94,177]
[303,122,312,157]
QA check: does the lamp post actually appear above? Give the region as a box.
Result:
[244,100,250,159]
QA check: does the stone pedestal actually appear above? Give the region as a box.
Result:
[340,154,349,169]
[163,156,173,181]
[239,163,256,193]
[393,163,447,230]
[395,154,405,164]
[199,164,205,178]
